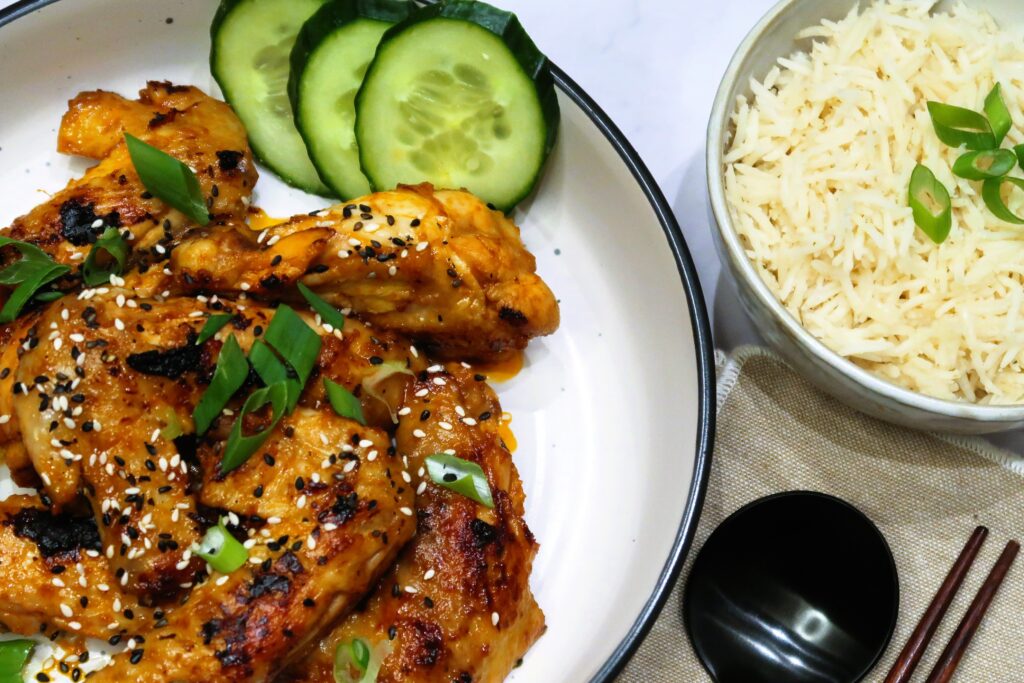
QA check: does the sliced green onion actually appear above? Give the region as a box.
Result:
[982,176,1024,224]
[984,83,1012,146]
[334,638,390,683]
[0,237,70,323]
[193,335,249,435]
[264,304,322,388]
[1014,144,1024,170]
[927,101,996,150]
[125,133,210,226]
[362,361,414,423]
[908,164,953,244]
[196,313,234,345]
[324,378,366,425]
[951,149,1018,181]
[425,453,494,508]
[298,282,346,331]
[221,381,288,474]
[81,227,129,286]
[248,340,303,413]
[32,291,63,303]
[0,639,35,683]
[194,520,248,573]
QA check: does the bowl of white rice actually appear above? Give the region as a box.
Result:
[708,0,1024,433]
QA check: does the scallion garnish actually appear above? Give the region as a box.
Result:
[221,381,288,473]
[196,313,234,345]
[951,148,1017,181]
[908,164,953,244]
[0,237,70,323]
[124,133,210,226]
[298,282,345,331]
[194,520,248,573]
[1014,144,1024,170]
[193,335,249,435]
[425,453,494,508]
[984,83,1012,146]
[264,304,322,388]
[982,176,1024,224]
[248,340,303,412]
[927,101,997,151]
[0,639,35,683]
[334,638,390,683]
[82,227,129,286]
[324,378,366,425]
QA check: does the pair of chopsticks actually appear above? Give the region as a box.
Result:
[884,526,1019,683]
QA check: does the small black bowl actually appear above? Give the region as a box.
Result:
[684,491,899,683]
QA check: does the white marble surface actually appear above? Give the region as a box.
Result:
[3,0,1021,455]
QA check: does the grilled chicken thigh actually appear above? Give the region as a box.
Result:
[4,81,256,271]
[281,363,544,683]
[169,184,559,361]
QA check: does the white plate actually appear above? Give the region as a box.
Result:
[0,2,714,680]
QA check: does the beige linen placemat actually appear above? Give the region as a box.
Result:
[619,346,1024,682]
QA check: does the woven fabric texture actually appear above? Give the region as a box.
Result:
[618,347,1024,682]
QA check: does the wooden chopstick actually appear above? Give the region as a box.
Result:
[883,526,989,683]
[923,539,1021,683]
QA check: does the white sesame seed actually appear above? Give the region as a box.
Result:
[492,612,500,626]
[438,421,453,431]
[216,575,230,586]
[367,450,378,462]
[416,241,428,252]
[427,364,443,373]
[256,229,268,244]
[266,235,281,246]
[416,481,427,495]
[337,249,350,259]
[60,604,73,618]
[306,535,316,549]
[404,585,418,594]
[410,345,419,358]
[359,439,373,448]
[400,507,413,516]
[324,523,338,531]
[455,406,466,417]
[68,621,82,631]
[52,578,65,587]
[240,282,251,291]
[116,294,125,307]
[424,569,435,580]
[188,310,204,318]
[398,407,412,416]
[114,318,125,331]
[433,377,446,386]
[0,415,9,425]
[344,460,357,473]
[462,418,478,426]
[415,388,429,398]
[297,495,307,509]
[388,266,397,276]
[267,516,282,525]
[412,429,426,438]
[91,219,104,229]
[401,471,411,483]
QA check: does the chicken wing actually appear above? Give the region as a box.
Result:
[168,184,559,361]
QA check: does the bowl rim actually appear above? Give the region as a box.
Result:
[0,0,719,680]
[706,0,1024,422]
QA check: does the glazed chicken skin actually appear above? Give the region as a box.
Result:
[4,81,256,272]
[281,364,544,683]
[168,183,560,361]
[0,82,553,682]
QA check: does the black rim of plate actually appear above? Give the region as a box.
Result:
[0,2,717,680]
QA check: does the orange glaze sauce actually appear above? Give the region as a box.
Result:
[246,207,286,231]
[474,348,524,382]
[497,412,517,453]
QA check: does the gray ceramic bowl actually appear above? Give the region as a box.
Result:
[708,0,1024,434]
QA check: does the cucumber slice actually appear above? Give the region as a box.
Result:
[355,0,559,211]
[290,0,414,200]
[211,0,331,195]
